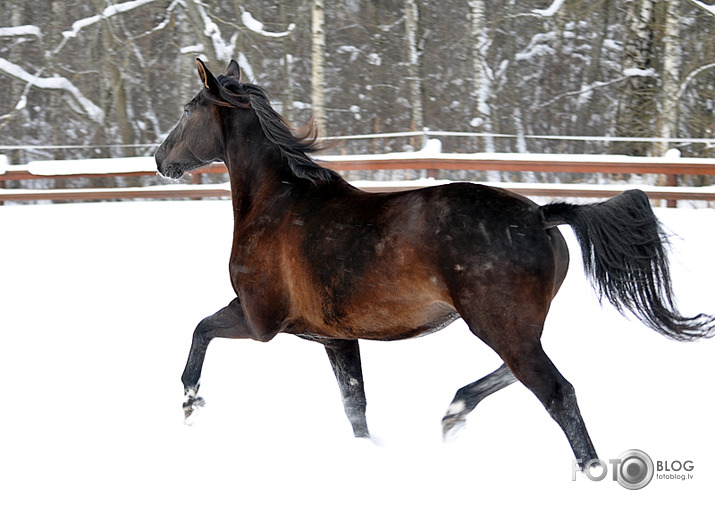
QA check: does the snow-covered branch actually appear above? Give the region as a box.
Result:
[240,9,295,38]
[0,58,104,123]
[515,31,557,61]
[687,0,715,16]
[186,0,236,63]
[677,62,715,99]
[126,0,182,41]
[532,0,566,17]
[0,25,42,38]
[538,75,631,109]
[56,0,157,53]
[62,0,157,39]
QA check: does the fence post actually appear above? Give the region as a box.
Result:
[666,174,678,208]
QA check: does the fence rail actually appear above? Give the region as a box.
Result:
[1,153,714,206]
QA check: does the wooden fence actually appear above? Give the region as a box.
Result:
[1,153,714,206]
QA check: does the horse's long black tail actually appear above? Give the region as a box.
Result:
[541,189,715,342]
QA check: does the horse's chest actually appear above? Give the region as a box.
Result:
[229,224,287,293]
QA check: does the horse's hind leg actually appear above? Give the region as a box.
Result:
[442,364,517,439]
[324,340,370,438]
[474,327,598,465]
[456,283,598,464]
[182,298,254,421]
[510,344,598,466]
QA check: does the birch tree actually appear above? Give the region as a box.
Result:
[615,0,658,155]
[404,0,423,144]
[311,0,326,136]
[468,0,494,152]
[655,0,681,157]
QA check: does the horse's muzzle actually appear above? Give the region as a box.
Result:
[157,162,185,180]
[155,149,185,179]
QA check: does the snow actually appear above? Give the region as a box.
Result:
[25,156,156,176]
[623,68,657,79]
[1,199,713,510]
[180,44,205,55]
[14,94,27,111]
[623,67,657,79]
[415,137,442,156]
[241,10,265,32]
[664,148,681,159]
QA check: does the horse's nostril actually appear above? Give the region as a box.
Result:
[157,163,177,179]
[167,166,184,179]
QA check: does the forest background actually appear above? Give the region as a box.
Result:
[1,0,714,183]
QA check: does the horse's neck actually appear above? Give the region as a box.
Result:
[225,150,287,223]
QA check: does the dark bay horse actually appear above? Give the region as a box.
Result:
[155,59,715,466]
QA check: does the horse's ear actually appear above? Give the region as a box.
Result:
[226,59,241,82]
[196,58,219,93]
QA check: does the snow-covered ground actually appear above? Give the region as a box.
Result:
[1,199,713,510]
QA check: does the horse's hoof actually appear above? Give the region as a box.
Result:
[183,395,205,425]
[353,429,371,440]
[442,414,467,442]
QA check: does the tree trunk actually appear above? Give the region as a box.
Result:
[468,0,494,152]
[615,0,658,156]
[92,0,134,157]
[311,0,327,136]
[655,0,681,157]
[280,3,295,124]
[405,0,423,148]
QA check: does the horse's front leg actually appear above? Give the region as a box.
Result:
[181,298,254,421]
[324,340,370,438]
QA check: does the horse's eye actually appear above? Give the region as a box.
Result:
[184,108,191,117]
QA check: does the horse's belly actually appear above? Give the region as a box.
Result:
[291,299,460,341]
[361,301,461,340]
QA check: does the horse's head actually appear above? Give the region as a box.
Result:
[157,58,336,186]
[155,59,243,179]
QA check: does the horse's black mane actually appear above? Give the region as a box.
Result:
[202,75,339,185]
